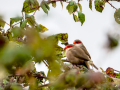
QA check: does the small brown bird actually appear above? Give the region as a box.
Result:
[64,44,90,69]
[73,39,98,70]
[73,39,91,59]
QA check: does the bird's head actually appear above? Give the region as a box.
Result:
[64,44,74,50]
[73,39,82,45]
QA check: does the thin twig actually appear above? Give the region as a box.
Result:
[43,60,49,68]
[1,20,10,26]
[33,10,37,16]
[12,21,21,27]
[107,1,117,10]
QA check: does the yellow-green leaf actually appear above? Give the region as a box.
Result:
[78,3,82,12]
[73,14,78,22]
[52,1,56,8]
[69,1,74,6]
[39,24,48,33]
[114,8,120,24]
[66,4,74,14]
[0,16,5,28]
[89,0,92,10]
[11,26,23,38]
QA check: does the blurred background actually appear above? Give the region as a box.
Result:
[0,0,120,75]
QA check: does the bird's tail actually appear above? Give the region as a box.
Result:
[89,60,98,70]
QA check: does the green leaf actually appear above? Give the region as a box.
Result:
[30,0,35,4]
[25,14,36,26]
[60,1,63,9]
[69,1,74,6]
[11,84,23,90]
[89,0,92,10]
[36,24,42,32]
[11,27,23,38]
[78,3,82,12]
[47,33,68,45]
[0,17,5,28]
[55,45,64,59]
[25,13,30,18]
[41,3,48,14]
[66,4,74,14]
[114,8,120,24]
[36,24,48,32]
[65,71,75,84]
[39,24,48,33]
[47,35,58,45]
[44,1,50,10]
[73,14,78,22]
[52,1,56,8]
[10,17,22,27]
[57,33,68,43]
[108,35,118,48]
[22,0,39,13]
[94,0,104,12]
[73,4,77,12]
[7,31,12,40]
[20,19,28,28]
[0,41,31,73]
[78,11,85,26]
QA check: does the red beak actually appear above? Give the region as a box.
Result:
[73,41,76,44]
[64,46,67,50]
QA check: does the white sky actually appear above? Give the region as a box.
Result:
[0,0,120,75]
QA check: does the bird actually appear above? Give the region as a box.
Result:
[73,39,98,70]
[73,39,91,59]
[64,44,90,69]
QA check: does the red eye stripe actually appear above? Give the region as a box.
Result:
[69,46,73,48]
[64,45,73,49]
[73,41,81,44]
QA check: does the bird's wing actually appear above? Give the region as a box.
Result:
[65,48,86,64]
[71,46,90,61]
[81,45,91,59]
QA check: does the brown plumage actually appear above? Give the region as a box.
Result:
[64,44,90,69]
[73,39,98,70]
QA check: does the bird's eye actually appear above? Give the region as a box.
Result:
[76,41,81,44]
[67,46,72,48]
[70,46,73,48]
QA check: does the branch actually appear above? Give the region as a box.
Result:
[107,1,117,10]
[1,19,10,26]
[43,60,49,68]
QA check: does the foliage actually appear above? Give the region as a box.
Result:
[0,0,120,90]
